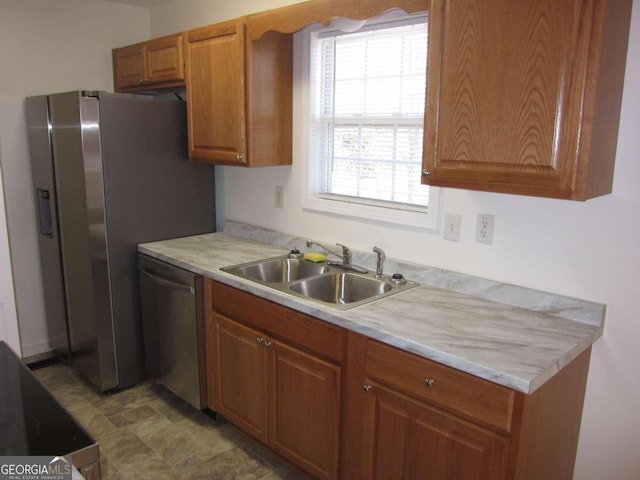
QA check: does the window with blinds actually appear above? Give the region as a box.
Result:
[306,13,431,222]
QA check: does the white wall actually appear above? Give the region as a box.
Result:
[0,152,20,353]
[149,0,296,36]
[153,0,640,478]
[0,0,150,356]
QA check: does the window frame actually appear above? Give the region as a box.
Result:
[299,13,440,230]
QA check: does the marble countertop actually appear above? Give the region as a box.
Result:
[138,222,605,394]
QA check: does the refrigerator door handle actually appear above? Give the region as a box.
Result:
[36,188,54,238]
[139,267,195,294]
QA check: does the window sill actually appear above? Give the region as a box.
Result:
[303,191,439,230]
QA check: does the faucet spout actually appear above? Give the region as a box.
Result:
[306,240,343,261]
[306,240,368,274]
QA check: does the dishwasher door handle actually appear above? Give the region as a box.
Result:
[139,267,195,295]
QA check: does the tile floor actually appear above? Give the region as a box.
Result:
[32,362,308,480]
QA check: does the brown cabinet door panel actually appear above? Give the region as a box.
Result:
[424,0,586,196]
[423,0,632,199]
[270,340,341,480]
[113,44,146,89]
[146,34,184,84]
[186,21,247,164]
[215,314,267,442]
[366,383,509,480]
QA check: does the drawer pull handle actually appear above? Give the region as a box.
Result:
[424,378,435,388]
[362,384,373,393]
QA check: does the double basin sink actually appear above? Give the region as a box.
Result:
[221,255,417,310]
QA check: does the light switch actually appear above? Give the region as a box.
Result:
[443,214,462,241]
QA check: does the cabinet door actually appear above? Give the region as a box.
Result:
[186,20,247,164]
[422,0,599,199]
[363,382,509,480]
[269,340,341,480]
[112,43,146,89]
[146,34,184,84]
[214,314,268,442]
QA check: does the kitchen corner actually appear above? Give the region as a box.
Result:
[1,0,635,476]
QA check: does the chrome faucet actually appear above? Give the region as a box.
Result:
[305,240,368,274]
[373,246,385,277]
[306,240,351,264]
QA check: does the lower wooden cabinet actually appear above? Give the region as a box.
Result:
[343,333,592,480]
[215,315,268,441]
[270,337,341,478]
[353,337,511,479]
[363,383,509,479]
[206,280,342,479]
[205,280,592,480]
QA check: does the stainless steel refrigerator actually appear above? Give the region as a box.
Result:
[25,91,215,391]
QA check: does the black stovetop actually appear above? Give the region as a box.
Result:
[0,341,96,457]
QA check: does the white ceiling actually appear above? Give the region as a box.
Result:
[97,0,173,7]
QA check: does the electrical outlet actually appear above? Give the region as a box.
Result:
[274,186,284,208]
[443,214,462,241]
[475,214,495,244]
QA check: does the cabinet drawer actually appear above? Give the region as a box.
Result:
[365,340,516,434]
[210,280,344,363]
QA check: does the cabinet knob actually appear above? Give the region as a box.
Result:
[362,384,373,393]
[422,169,432,177]
[236,154,243,162]
[256,337,272,348]
[424,378,435,388]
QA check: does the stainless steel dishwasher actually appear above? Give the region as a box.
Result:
[138,254,205,409]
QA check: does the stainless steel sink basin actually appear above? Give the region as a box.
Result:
[221,256,329,283]
[221,254,417,310]
[289,272,392,305]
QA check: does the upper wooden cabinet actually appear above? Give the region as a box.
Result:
[422,0,633,200]
[185,19,293,166]
[112,33,185,92]
[184,0,426,166]
[112,43,145,90]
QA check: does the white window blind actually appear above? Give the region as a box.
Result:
[310,15,430,211]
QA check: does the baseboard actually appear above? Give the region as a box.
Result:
[20,337,53,360]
